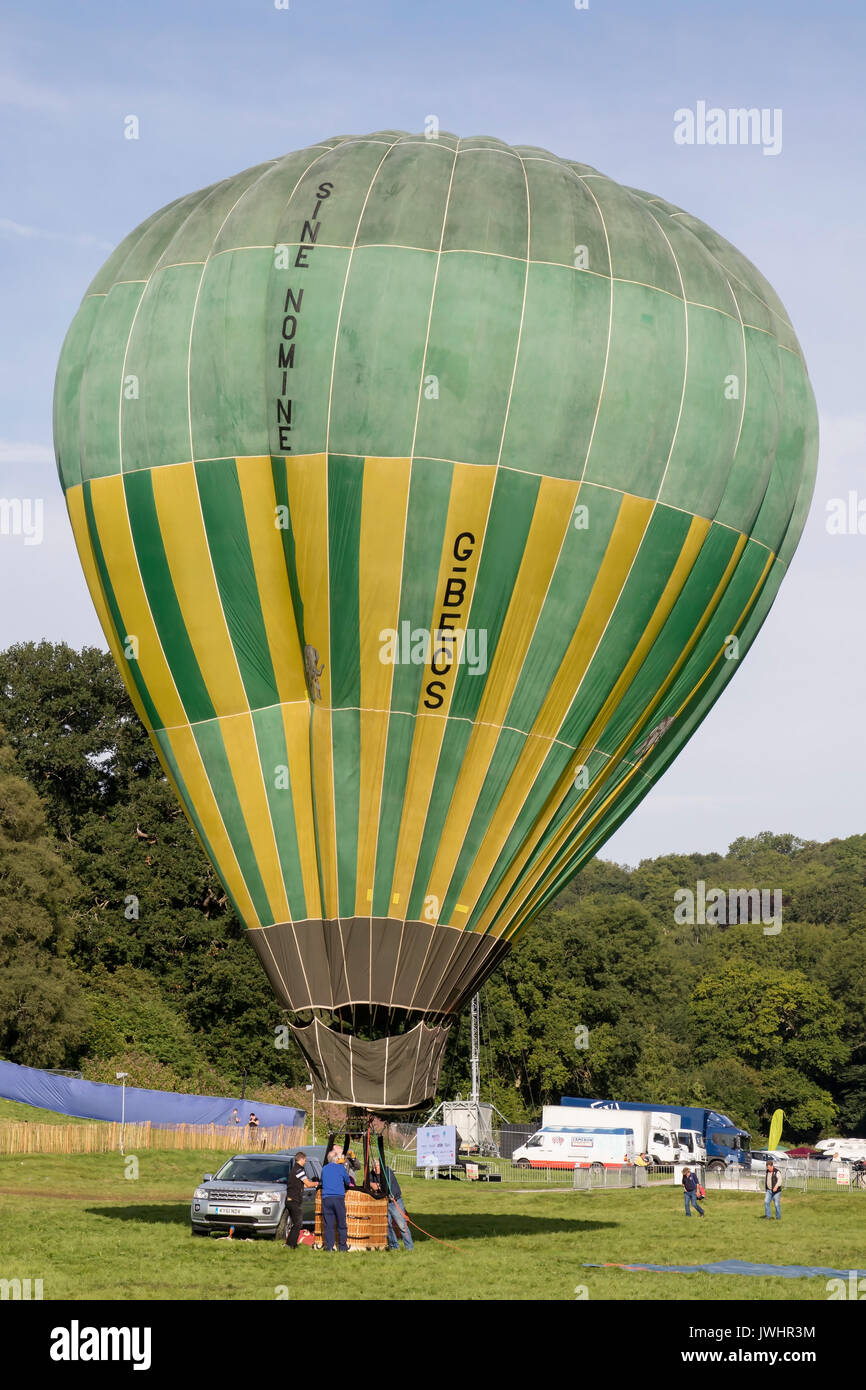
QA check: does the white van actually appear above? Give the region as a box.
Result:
[512,1124,636,1171]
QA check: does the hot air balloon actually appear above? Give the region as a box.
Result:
[53,132,817,1110]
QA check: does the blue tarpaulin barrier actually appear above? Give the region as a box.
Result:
[585,1260,866,1279]
[0,1058,305,1130]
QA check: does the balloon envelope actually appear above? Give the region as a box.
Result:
[54,132,817,1107]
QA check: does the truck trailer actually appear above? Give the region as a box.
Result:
[560,1097,749,1171]
[538,1103,689,1165]
[512,1110,636,1171]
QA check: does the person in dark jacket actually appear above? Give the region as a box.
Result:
[320,1149,353,1251]
[763,1160,782,1219]
[370,1157,414,1251]
[284,1151,314,1248]
[681,1166,705,1217]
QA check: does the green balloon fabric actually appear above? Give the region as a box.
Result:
[54,132,818,1108]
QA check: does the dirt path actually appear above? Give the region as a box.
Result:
[0,1187,188,1201]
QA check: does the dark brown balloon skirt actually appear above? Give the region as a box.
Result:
[248,917,510,1108]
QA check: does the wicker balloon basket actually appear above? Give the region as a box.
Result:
[314,1189,389,1251]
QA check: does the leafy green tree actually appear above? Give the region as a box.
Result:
[727,832,810,863]
[688,1058,767,1135]
[0,641,153,836]
[835,1060,866,1135]
[757,1065,838,1135]
[0,726,90,1065]
[475,923,590,1113]
[689,962,848,1080]
[84,964,203,1074]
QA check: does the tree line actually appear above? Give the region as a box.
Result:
[0,641,863,1143]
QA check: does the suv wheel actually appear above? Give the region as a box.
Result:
[274,1208,289,1241]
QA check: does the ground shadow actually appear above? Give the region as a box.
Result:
[86,1205,616,1240]
[85,1204,190,1226]
[388,1214,617,1241]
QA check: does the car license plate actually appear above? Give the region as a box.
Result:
[213,1206,244,1215]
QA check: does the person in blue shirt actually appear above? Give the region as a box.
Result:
[320,1146,353,1251]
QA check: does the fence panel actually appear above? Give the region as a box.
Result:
[0,1121,305,1156]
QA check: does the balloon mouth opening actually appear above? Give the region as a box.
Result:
[294,1003,451,1036]
[290,1014,452,1110]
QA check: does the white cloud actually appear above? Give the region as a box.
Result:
[0,441,55,466]
[0,218,113,252]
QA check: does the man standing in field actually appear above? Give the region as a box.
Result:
[370,1157,414,1251]
[284,1151,315,1249]
[681,1166,705,1217]
[320,1147,353,1252]
[764,1159,782,1219]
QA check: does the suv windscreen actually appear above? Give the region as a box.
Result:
[213,1158,292,1183]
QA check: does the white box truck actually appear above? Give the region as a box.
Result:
[512,1110,636,1171]
[560,1101,706,1166]
[517,1104,695,1166]
[562,1098,739,1170]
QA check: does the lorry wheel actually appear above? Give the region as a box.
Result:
[707,1161,725,1174]
[590,1162,604,1174]
[515,1159,530,1169]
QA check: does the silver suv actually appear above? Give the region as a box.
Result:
[190,1147,327,1239]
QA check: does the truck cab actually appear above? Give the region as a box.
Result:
[706,1120,751,1171]
[677,1108,751,1172]
[647,1124,681,1165]
[676,1129,707,1164]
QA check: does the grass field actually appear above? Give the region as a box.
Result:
[1,1149,863,1301]
[0,1098,108,1126]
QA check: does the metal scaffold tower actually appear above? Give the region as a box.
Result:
[425,992,509,1157]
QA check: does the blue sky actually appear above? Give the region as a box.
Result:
[1,0,864,864]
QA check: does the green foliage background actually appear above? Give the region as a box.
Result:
[1,641,863,1141]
